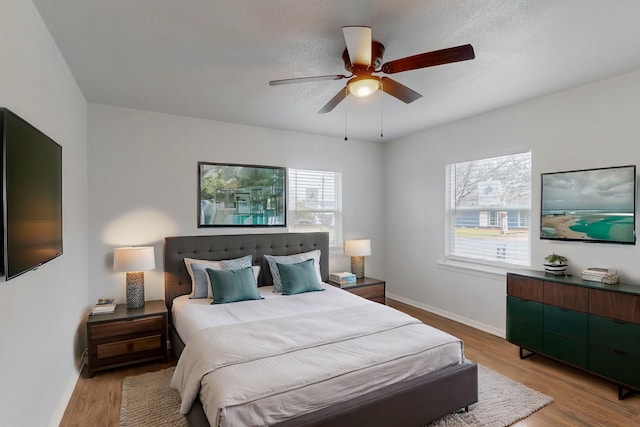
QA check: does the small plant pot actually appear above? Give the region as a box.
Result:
[544,263,567,275]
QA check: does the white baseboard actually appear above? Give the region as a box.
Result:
[48,370,80,427]
[387,292,506,338]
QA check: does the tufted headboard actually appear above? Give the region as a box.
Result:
[164,232,330,314]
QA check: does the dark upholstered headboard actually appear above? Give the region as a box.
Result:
[164,232,329,313]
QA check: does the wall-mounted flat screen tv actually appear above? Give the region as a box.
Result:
[1,108,63,280]
[540,165,636,245]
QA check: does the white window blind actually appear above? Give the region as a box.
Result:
[288,168,342,247]
[446,152,531,267]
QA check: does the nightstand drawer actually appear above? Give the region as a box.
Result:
[97,335,162,359]
[90,315,164,339]
[347,284,385,303]
[86,301,168,376]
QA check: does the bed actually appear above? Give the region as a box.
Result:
[164,232,477,427]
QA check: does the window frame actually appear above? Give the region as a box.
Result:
[287,168,342,248]
[444,151,532,269]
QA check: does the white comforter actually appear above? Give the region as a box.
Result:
[170,285,463,426]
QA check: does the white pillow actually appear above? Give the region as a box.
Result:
[184,255,255,298]
[264,249,322,293]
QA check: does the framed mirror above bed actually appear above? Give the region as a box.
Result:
[198,162,286,227]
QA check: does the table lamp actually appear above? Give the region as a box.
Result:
[113,246,156,309]
[344,239,371,279]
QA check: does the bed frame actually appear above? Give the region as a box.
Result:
[164,232,478,427]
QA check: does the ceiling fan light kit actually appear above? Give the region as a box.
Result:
[348,76,380,98]
[269,25,475,117]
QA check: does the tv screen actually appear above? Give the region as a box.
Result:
[541,165,636,245]
[1,108,63,280]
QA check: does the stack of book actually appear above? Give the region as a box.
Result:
[581,268,620,284]
[329,272,357,287]
[90,298,116,315]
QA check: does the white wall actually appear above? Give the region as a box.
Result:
[384,69,640,336]
[87,104,385,304]
[0,1,88,426]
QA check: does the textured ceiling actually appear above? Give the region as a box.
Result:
[32,0,640,143]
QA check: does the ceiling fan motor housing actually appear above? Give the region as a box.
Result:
[342,41,385,73]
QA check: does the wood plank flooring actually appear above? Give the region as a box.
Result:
[59,299,640,426]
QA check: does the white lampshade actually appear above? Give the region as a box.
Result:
[113,247,156,272]
[344,239,371,257]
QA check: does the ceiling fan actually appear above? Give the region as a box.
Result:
[269,26,475,114]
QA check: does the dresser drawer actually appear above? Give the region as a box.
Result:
[543,330,587,368]
[507,296,543,328]
[589,314,640,354]
[507,318,542,352]
[544,305,588,341]
[543,281,588,312]
[589,289,640,324]
[507,274,543,302]
[96,335,162,359]
[90,315,164,339]
[589,342,640,388]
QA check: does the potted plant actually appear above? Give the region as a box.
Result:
[544,253,568,275]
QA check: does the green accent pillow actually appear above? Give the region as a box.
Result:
[206,267,263,304]
[277,259,324,295]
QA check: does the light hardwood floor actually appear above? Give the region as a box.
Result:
[59,299,640,427]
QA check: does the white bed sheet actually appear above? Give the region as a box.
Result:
[171,284,464,426]
[172,284,373,344]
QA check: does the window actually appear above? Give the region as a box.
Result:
[446,152,531,267]
[288,168,342,247]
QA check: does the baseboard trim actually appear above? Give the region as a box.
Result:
[387,292,506,338]
[48,370,80,427]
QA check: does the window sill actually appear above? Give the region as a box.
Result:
[437,259,529,280]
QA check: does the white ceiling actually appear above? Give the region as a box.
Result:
[32,0,640,143]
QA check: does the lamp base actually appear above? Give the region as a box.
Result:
[350,256,365,279]
[126,272,145,309]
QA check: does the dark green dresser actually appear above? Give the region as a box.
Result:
[506,270,640,399]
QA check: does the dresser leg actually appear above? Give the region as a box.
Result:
[519,347,535,359]
[618,386,635,400]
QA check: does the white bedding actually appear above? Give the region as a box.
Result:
[170,284,464,426]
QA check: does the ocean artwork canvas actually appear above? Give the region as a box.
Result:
[540,165,636,244]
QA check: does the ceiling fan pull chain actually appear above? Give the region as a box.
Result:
[380,79,384,138]
[344,87,349,141]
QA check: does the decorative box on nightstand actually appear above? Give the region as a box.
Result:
[332,277,386,304]
[86,300,167,377]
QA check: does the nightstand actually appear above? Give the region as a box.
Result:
[86,300,167,377]
[334,277,386,304]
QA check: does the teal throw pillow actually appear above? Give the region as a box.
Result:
[206,267,262,304]
[277,259,324,295]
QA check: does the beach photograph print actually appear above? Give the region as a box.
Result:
[541,165,636,244]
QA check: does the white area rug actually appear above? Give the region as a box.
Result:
[120,364,552,427]
[428,364,553,426]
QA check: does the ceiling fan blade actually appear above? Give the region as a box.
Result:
[381,44,475,74]
[269,75,347,86]
[343,26,372,66]
[318,88,347,114]
[381,77,422,104]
